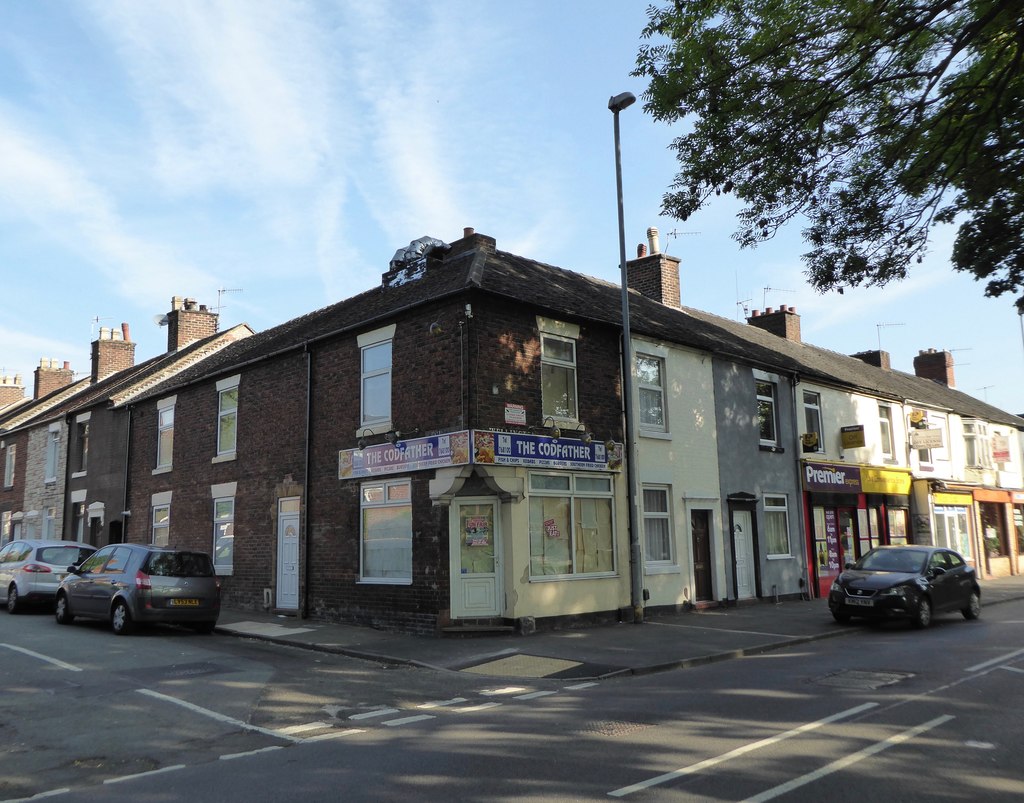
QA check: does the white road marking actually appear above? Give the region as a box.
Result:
[452,702,503,713]
[104,765,186,785]
[647,620,801,639]
[515,691,558,700]
[383,715,436,727]
[2,788,71,801]
[220,746,284,760]
[136,689,303,743]
[417,697,468,709]
[965,647,1024,673]
[999,665,1024,674]
[739,715,954,803]
[348,708,400,720]
[303,728,365,742]
[278,722,334,734]
[1,643,82,672]
[480,686,529,696]
[608,702,879,797]
[564,682,597,690]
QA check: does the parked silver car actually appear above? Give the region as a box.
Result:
[1,539,96,613]
[55,543,220,635]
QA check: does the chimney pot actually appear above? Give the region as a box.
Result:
[122,322,131,342]
[463,227,475,238]
[647,227,660,255]
[637,243,647,258]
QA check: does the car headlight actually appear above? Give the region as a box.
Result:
[877,587,906,598]
[830,581,841,593]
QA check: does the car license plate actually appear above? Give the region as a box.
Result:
[846,597,873,607]
[170,598,200,607]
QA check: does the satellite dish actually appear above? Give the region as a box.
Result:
[153,314,169,327]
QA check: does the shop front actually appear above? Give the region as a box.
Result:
[802,460,912,598]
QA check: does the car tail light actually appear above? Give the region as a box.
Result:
[134,570,152,590]
[22,564,52,573]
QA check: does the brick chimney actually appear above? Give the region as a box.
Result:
[34,360,74,399]
[166,297,219,351]
[747,306,802,342]
[0,374,25,406]
[851,350,891,370]
[913,348,955,387]
[91,323,136,382]
[627,227,682,310]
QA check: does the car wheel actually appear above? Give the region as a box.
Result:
[832,610,851,624]
[7,584,21,614]
[55,592,74,625]
[192,621,217,634]
[111,600,134,635]
[911,596,932,629]
[962,591,981,620]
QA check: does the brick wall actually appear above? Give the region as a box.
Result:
[34,360,73,399]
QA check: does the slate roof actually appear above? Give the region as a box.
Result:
[123,235,1024,430]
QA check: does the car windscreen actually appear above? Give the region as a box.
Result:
[144,552,214,578]
[857,549,927,573]
[37,545,95,565]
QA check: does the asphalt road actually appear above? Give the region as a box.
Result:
[3,599,1023,801]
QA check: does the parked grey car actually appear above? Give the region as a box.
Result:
[55,543,220,635]
[1,539,96,613]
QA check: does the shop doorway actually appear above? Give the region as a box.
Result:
[451,499,502,618]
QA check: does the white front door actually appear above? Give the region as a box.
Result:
[733,510,755,599]
[276,497,300,610]
[451,499,502,618]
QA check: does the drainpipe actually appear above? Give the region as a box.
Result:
[789,373,810,598]
[122,405,132,543]
[301,343,312,619]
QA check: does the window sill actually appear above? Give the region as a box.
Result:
[152,466,172,476]
[212,453,237,464]
[639,430,671,441]
[759,444,785,454]
[528,571,618,582]
[215,567,234,576]
[644,564,680,575]
[355,423,393,438]
[71,471,87,479]
[357,578,412,586]
[767,554,795,560]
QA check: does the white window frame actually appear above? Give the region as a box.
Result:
[963,420,992,468]
[878,404,895,458]
[45,425,61,483]
[637,354,667,433]
[528,472,615,579]
[151,490,172,547]
[216,375,241,458]
[755,379,779,446]
[358,325,396,430]
[213,497,235,575]
[359,478,412,584]
[43,507,56,539]
[802,390,823,452]
[642,485,675,567]
[3,443,15,488]
[764,494,792,558]
[155,396,176,471]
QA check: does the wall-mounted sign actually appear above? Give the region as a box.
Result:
[909,428,944,450]
[339,430,470,479]
[472,430,618,471]
[504,403,527,426]
[840,425,865,449]
[993,434,1010,463]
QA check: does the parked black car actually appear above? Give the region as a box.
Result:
[55,543,220,635]
[828,545,980,628]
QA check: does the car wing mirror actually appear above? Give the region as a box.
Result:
[844,562,855,569]
[67,565,81,575]
[929,566,946,577]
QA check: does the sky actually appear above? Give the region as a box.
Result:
[2,1,1022,416]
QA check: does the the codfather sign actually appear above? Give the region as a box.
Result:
[803,461,862,493]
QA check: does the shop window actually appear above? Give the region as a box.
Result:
[637,355,666,432]
[529,473,614,577]
[360,479,412,582]
[642,486,673,565]
[1014,506,1024,554]
[541,334,578,421]
[802,391,823,452]
[887,508,909,545]
[756,380,778,446]
[764,495,791,557]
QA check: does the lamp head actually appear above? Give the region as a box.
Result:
[608,92,636,113]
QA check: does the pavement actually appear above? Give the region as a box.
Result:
[215,574,1024,681]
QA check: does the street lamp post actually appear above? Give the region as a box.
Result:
[609,91,644,623]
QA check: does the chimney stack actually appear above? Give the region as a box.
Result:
[34,359,75,399]
[626,226,682,309]
[0,373,25,407]
[166,296,219,352]
[747,305,802,342]
[851,350,892,370]
[913,348,955,387]
[91,324,136,382]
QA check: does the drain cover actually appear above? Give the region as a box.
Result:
[576,720,653,737]
[814,669,914,689]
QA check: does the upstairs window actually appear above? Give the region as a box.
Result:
[358,326,395,428]
[3,444,15,488]
[878,405,895,458]
[156,396,175,470]
[45,426,61,483]
[756,380,778,445]
[74,419,90,474]
[964,420,992,468]
[637,355,666,432]
[216,376,240,457]
[541,334,578,420]
[802,391,823,452]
